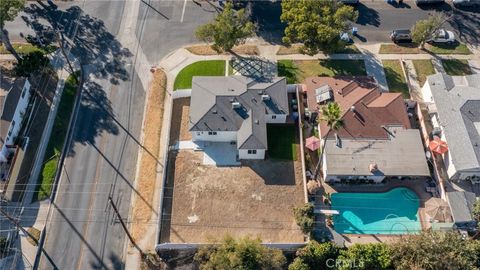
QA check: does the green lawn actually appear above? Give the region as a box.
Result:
[382,60,410,99]
[34,72,79,201]
[277,59,367,84]
[412,60,436,87]
[267,125,297,161]
[173,60,226,90]
[379,43,471,55]
[0,43,57,55]
[442,59,473,76]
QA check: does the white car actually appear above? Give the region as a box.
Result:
[427,29,455,44]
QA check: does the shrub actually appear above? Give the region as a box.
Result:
[293,203,315,234]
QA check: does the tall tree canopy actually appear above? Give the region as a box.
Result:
[280,0,358,55]
[411,15,444,49]
[337,243,392,270]
[390,230,479,270]
[0,0,26,60]
[194,235,286,270]
[289,241,339,270]
[195,2,255,53]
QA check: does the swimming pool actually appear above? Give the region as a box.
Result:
[331,187,421,234]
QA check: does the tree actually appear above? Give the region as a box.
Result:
[411,15,444,49]
[472,200,480,224]
[337,243,392,270]
[280,0,358,55]
[390,230,479,270]
[293,203,315,235]
[289,241,339,270]
[0,0,26,61]
[313,102,344,180]
[194,235,286,270]
[195,2,255,53]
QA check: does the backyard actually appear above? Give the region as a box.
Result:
[160,102,305,243]
[382,60,410,99]
[412,60,436,87]
[173,60,226,90]
[267,124,297,161]
[441,59,473,76]
[277,59,367,84]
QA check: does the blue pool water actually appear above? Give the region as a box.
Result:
[331,187,421,234]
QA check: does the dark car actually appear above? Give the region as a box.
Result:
[390,29,412,43]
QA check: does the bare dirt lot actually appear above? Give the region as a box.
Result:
[169,97,192,145]
[163,149,305,243]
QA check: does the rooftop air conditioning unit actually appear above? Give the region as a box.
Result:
[261,94,270,101]
[232,102,241,109]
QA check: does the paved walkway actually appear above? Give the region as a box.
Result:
[469,60,480,74]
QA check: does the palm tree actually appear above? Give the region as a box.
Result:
[313,102,344,180]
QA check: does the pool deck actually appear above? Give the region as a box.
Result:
[317,179,436,245]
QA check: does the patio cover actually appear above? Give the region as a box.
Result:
[305,136,321,151]
[446,191,477,227]
[425,197,452,222]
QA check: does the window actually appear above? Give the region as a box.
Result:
[247,150,257,154]
[271,115,276,119]
[21,87,27,98]
[7,121,15,136]
[208,131,217,135]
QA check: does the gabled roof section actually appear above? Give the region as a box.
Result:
[303,76,410,140]
[189,76,288,149]
[426,73,480,171]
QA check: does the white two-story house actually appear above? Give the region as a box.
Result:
[189,76,289,160]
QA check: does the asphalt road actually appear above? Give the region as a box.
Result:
[14,1,215,269]
[3,0,479,269]
[251,0,480,45]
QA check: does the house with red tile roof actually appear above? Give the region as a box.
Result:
[302,76,430,183]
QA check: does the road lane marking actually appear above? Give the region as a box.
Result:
[180,0,187,23]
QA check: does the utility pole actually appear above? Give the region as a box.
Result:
[0,207,59,269]
[108,196,144,257]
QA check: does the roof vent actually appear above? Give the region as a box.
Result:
[255,119,259,124]
[228,88,235,92]
[350,106,356,113]
[258,90,263,95]
[212,109,217,114]
[261,94,270,101]
[232,102,241,109]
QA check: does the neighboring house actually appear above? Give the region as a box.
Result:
[189,76,289,160]
[303,76,430,183]
[421,74,480,182]
[0,74,31,181]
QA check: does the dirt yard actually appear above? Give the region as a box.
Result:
[164,150,305,243]
[169,98,192,145]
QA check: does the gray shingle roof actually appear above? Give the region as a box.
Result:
[426,73,480,172]
[189,76,288,150]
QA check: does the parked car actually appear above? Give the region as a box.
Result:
[390,29,412,43]
[415,0,445,4]
[427,29,455,44]
[453,0,480,6]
